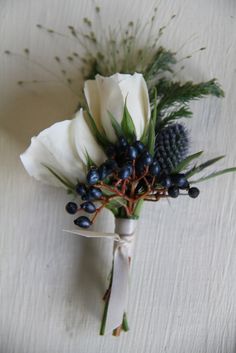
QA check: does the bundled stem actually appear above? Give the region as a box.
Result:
[100,220,134,336]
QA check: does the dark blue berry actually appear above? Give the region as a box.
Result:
[89,187,102,199]
[188,187,200,198]
[106,144,116,158]
[87,168,99,185]
[81,193,91,201]
[168,186,179,198]
[118,137,128,149]
[105,159,118,172]
[75,183,87,196]
[171,174,189,189]
[65,202,78,214]
[135,160,145,175]
[149,161,161,176]
[115,152,126,166]
[180,180,189,190]
[118,165,132,179]
[140,151,153,166]
[97,159,118,180]
[127,146,138,160]
[133,140,145,153]
[98,164,109,180]
[74,216,92,228]
[126,162,133,174]
[161,176,172,188]
[80,201,96,213]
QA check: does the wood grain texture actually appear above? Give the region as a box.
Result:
[0,0,236,352]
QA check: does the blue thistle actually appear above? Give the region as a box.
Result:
[155,123,189,175]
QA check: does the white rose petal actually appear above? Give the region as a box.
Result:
[20,120,86,187]
[70,109,106,166]
[84,73,151,142]
[84,80,101,129]
[20,137,67,187]
[118,73,150,139]
[95,74,124,141]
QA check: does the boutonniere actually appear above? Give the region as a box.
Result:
[16,5,236,336]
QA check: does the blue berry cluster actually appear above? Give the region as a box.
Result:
[65,183,103,228]
[161,174,199,198]
[65,134,200,228]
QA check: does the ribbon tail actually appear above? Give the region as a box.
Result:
[105,246,130,332]
[63,229,120,240]
[63,221,136,334]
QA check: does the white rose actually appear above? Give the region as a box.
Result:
[85,73,150,142]
[20,109,106,187]
[20,73,151,188]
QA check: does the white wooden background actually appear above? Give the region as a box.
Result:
[1,0,236,352]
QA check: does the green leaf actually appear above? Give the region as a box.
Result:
[67,189,75,195]
[140,124,149,145]
[84,150,97,169]
[147,119,155,157]
[108,111,123,138]
[190,167,236,183]
[121,100,136,142]
[43,165,75,190]
[133,199,144,218]
[116,207,127,218]
[107,196,127,208]
[186,155,225,178]
[152,87,158,127]
[140,120,150,145]
[105,204,119,217]
[173,151,204,173]
[157,106,192,129]
[141,88,157,147]
[85,111,109,148]
[99,185,116,196]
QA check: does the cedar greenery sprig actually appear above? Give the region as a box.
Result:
[149,78,224,130]
[144,46,177,82]
[154,78,224,108]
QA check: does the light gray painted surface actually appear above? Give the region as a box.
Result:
[0,0,236,352]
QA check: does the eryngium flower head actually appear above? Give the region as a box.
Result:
[155,123,189,175]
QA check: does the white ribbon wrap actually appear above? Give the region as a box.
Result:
[64,218,136,333]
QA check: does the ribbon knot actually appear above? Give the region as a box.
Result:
[64,218,137,333]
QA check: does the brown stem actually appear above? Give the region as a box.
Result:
[121,179,128,194]
[98,182,134,202]
[113,325,122,336]
[134,166,149,183]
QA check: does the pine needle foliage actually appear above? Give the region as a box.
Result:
[148,78,224,132]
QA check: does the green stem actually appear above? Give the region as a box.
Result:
[122,312,129,332]
[99,263,114,335]
[99,292,110,335]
